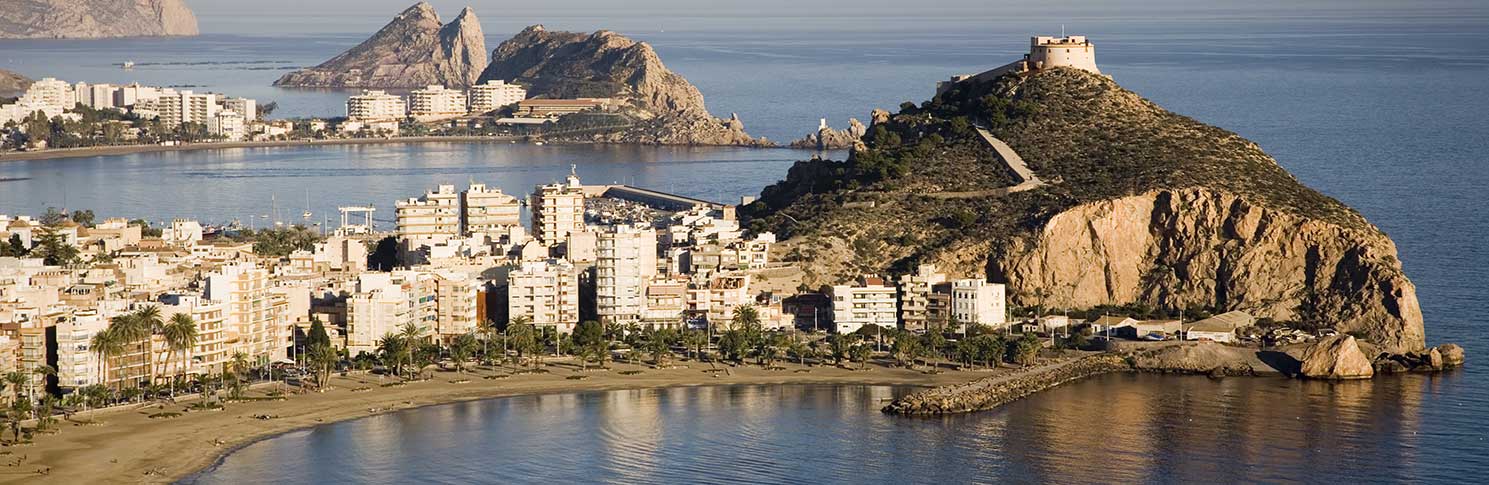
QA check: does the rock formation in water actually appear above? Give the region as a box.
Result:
[745,67,1427,353]
[790,118,866,150]
[0,0,198,39]
[478,25,769,146]
[0,69,32,98]
[1298,335,1375,379]
[274,2,487,89]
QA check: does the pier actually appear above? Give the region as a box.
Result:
[581,184,727,211]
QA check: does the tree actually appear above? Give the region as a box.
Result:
[505,321,538,369]
[31,226,80,267]
[1007,333,1042,367]
[785,334,811,366]
[306,317,332,349]
[306,343,338,388]
[972,334,1006,368]
[0,234,27,257]
[89,326,124,391]
[892,331,924,369]
[849,340,872,370]
[377,333,408,379]
[29,364,56,407]
[38,207,68,226]
[162,313,199,398]
[450,333,479,374]
[477,319,500,365]
[826,334,852,366]
[682,329,709,362]
[645,328,674,367]
[70,209,96,227]
[226,352,250,401]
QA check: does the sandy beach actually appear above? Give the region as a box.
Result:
[0,358,986,484]
[0,136,525,163]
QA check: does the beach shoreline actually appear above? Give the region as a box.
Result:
[3,359,987,484]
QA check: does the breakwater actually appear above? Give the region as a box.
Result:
[882,355,1131,415]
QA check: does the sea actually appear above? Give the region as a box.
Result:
[2,1,1486,482]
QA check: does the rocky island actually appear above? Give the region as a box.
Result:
[790,118,866,150]
[745,41,1426,355]
[274,2,487,89]
[0,0,198,39]
[479,25,769,146]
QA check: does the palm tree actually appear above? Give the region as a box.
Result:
[90,326,124,391]
[450,333,478,374]
[132,305,166,385]
[476,319,499,365]
[398,323,427,379]
[227,352,250,401]
[29,365,56,412]
[162,313,199,398]
[376,333,407,379]
[2,371,25,404]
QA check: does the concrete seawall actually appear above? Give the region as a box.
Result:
[882,355,1130,415]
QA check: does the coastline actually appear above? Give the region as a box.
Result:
[4,359,985,484]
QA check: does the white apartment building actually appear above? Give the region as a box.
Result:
[180,91,220,125]
[507,259,581,334]
[223,97,257,121]
[462,183,521,239]
[345,271,437,354]
[395,184,463,248]
[54,309,110,389]
[346,90,406,120]
[0,77,74,123]
[468,79,527,113]
[159,294,229,376]
[114,83,167,108]
[205,262,289,363]
[596,225,658,325]
[433,271,479,339]
[209,109,247,141]
[830,276,897,334]
[687,273,751,328]
[408,85,467,119]
[531,170,586,246]
[951,279,1007,329]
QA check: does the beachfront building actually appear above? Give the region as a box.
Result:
[642,278,688,328]
[531,169,587,246]
[408,85,467,120]
[468,80,527,113]
[687,273,751,328]
[829,276,897,334]
[345,271,438,354]
[53,309,110,389]
[209,109,248,141]
[223,97,257,121]
[950,279,1007,330]
[180,91,220,125]
[158,293,229,376]
[897,264,948,333]
[396,184,463,248]
[461,183,521,239]
[433,271,480,339]
[346,90,407,120]
[596,225,658,325]
[507,259,581,334]
[205,262,290,364]
[514,98,610,117]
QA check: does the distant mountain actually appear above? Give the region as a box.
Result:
[479,25,768,146]
[0,69,32,98]
[274,2,487,89]
[0,0,198,39]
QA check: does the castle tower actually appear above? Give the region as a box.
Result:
[1027,35,1099,74]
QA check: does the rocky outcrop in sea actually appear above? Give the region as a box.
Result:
[0,0,197,39]
[273,2,487,89]
[479,25,769,146]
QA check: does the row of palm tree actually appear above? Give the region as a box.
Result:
[86,306,200,394]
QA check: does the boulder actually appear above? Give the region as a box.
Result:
[1374,359,1409,374]
[1426,347,1444,370]
[1437,343,1465,367]
[1298,335,1375,379]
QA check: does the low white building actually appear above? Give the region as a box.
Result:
[950,279,1007,329]
[830,276,897,334]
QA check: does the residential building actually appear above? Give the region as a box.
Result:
[346,90,406,120]
[461,183,521,239]
[209,109,248,141]
[55,309,109,389]
[950,279,1007,329]
[408,85,467,119]
[159,294,229,376]
[396,184,463,248]
[433,271,479,339]
[345,271,437,354]
[468,79,526,113]
[687,273,751,328]
[596,225,657,325]
[531,169,586,245]
[897,264,947,333]
[507,259,581,334]
[514,98,610,117]
[641,278,687,328]
[180,91,220,125]
[223,97,257,121]
[205,262,289,363]
[830,276,897,334]
[1184,311,1256,343]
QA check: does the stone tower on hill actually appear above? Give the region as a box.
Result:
[937,34,1101,95]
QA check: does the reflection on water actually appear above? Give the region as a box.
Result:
[189,376,1484,484]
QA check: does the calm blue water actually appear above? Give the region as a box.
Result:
[3,2,1488,482]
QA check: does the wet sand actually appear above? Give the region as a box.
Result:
[1,358,986,484]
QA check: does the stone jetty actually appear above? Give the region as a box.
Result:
[882,355,1130,415]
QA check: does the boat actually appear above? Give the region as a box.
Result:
[122,61,135,70]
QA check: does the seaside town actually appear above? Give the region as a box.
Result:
[0,75,610,151]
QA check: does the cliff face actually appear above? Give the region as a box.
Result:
[0,0,198,39]
[747,68,1427,353]
[479,25,767,146]
[0,69,32,98]
[273,3,487,88]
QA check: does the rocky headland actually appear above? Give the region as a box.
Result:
[0,0,197,39]
[273,2,487,89]
[790,118,866,150]
[746,67,1430,355]
[479,25,769,146]
[0,69,32,98]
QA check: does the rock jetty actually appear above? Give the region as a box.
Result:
[274,2,487,88]
[0,0,198,39]
[882,355,1129,415]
